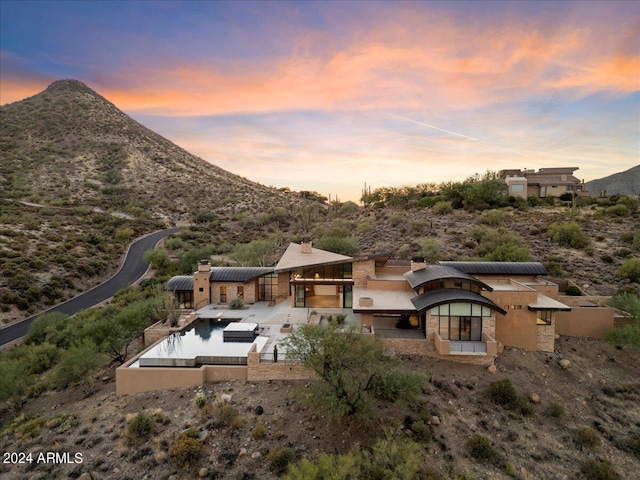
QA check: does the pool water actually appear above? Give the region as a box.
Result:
[136,318,268,367]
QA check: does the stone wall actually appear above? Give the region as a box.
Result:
[246,349,314,381]
[536,321,555,352]
[352,259,376,287]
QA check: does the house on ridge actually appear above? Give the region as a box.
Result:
[166,242,612,365]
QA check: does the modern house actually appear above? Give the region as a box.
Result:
[166,242,583,365]
[499,167,587,199]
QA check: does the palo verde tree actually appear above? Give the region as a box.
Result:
[281,321,425,420]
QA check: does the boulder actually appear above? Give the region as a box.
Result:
[487,365,497,374]
[430,416,441,426]
[220,393,232,403]
[198,468,208,478]
[529,393,541,404]
[559,359,572,370]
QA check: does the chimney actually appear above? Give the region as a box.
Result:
[301,241,312,254]
[198,259,212,272]
[411,257,427,272]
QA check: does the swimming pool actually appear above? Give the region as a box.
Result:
[136,318,268,367]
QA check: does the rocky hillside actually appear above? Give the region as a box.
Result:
[585,165,640,197]
[0,79,295,220]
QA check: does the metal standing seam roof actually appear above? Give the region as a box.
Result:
[437,261,548,276]
[404,265,493,291]
[209,267,274,282]
[165,275,194,291]
[411,288,507,315]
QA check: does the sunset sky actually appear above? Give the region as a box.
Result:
[1,1,638,201]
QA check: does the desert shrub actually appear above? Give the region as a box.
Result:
[544,403,565,419]
[633,231,640,251]
[52,339,107,394]
[316,236,356,255]
[432,201,453,215]
[480,209,506,226]
[213,401,239,427]
[487,379,532,415]
[601,254,614,263]
[357,220,372,233]
[565,285,582,296]
[228,297,245,309]
[606,204,630,217]
[0,359,29,410]
[169,429,203,470]
[126,412,154,441]
[579,459,621,480]
[143,247,171,274]
[268,447,295,475]
[251,423,267,440]
[194,392,207,409]
[390,212,405,226]
[466,434,503,466]
[544,260,566,277]
[468,226,531,261]
[574,427,601,450]
[418,238,441,262]
[617,431,640,459]
[620,258,640,283]
[548,221,590,249]
[410,419,432,443]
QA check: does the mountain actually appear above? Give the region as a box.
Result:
[0,79,293,219]
[0,80,313,323]
[585,165,640,197]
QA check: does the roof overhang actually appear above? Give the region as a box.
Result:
[438,261,548,276]
[165,275,194,291]
[209,267,275,283]
[404,265,492,292]
[411,288,507,315]
[527,295,572,311]
[274,243,353,272]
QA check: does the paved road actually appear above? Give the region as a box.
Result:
[0,228,179,346]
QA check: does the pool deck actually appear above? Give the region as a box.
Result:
[193,301,359,360]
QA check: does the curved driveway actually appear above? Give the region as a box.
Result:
[0,227,179,346]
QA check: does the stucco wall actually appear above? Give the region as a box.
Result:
[366,278,413,292]
[486,289,539,351]
[555,307,614,339]
[116,365,205,395]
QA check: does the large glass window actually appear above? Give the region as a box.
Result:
[537,310,552,325]
[293,263,352,280]
[258,273,278,301]
[177,291,193,309]
[434,303,489,341]
[342,285,353,308]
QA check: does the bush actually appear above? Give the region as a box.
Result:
[544,403,565,419]
[194,392,207,409]
[580,459,621,480]
[574,427,601,450]
[251,423,267,440]
[606,204,630,217]
[620,258,640,283]
[410,419,432,443]
[126,412,154,442]
[213,401,239,427]
[169,429,204,470]
[548,222,590,249]
[228,297,245,309]
[487,379,532,415]
[466,434,503,466]
[268,447,295,475]
[432,201,453,215]
[565,285,582,296]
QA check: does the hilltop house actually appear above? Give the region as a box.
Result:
[164,242,609,365]
[499,167,587,200]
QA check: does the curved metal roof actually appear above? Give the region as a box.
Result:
[165,275,194,291]
[404,265,492,291]
[209,267,274,282]
[411,288,507,315]
[437,261,548,276]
